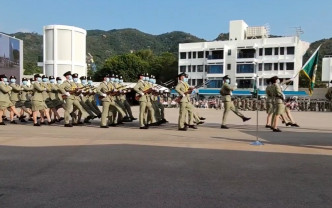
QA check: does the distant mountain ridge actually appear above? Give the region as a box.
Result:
[4,29,332,83]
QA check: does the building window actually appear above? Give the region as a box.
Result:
[193,52,197,59]
[280,47,284,55]
[258,63,262,71]
[287,47,295,55]
[274,63,278,70]
[274,48,279,55]
[192,79,196,86]
[237,49,255,58]
[211,50,224,59]
[286,62,294,70]
[188,79,192,85]
[188,52,191,59]
[205,65,209,72]
[279,63,284,70]
[227,64,231,70]
[198,51,204,58]
[265,48,273,56]
[207,80,223,88]
[197,79,203,86]
[192,65,196,72]
[187,65,191,73]
[205,51,210,59]
[259,48,263,56]
[264,63,272,71]
[236,64,254,73]
[180,66,186,72]
[197,65,204,72]
[227,49,231,56]
[208,65,223,74]
[180,52,186,59]
[236,79,254,88]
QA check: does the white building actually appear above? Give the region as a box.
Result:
[43,25,87,79]
[178,20,310,91]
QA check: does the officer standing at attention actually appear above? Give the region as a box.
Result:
[175,72,195,131]
[220,75,251,129]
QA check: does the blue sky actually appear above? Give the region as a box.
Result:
[1,0,331,43]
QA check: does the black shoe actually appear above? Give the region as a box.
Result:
[34,123,41,126]
[59,117,64,121]
[28,118,33,121]
[220,125,229,129]
[0,122,6,125]
[3,117,8,121]
[20,119,27,123]
[265,125,272,128]
[40,121,46,125]
[97,114,101,118]
[10,121,17,124]
[109,123,118,127]
[291,123,300,127]
[286,122,292,126]
[18,115,26,119]
[64,124,73,127]
[140,126,149,129]
[196,121,204,125]
[37,117,41,120]
[242,117,251,122]
[161,118,168,123]
[273,128,282,132]
[199,117,206,120]
[84,118,91,123]
[150,122,160,126]
[131,117,137,120]
[188,125,197,129]
[100,125,109,128]
[178,127,188,131]
[48,121,53,125]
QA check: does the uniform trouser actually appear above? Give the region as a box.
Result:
[113,100,126,123]
[64,98,89,124]
[139,101,156,127]
[79,97,96,117]
[193,112,200,123]
[178,102,194,129]
[123,100,134,118]
[222,101,244,125]
[85,99,101,116]
[152,101,161,121]
[101,101,126,126]
[156,102,165,120]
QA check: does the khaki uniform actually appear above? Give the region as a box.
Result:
[31,82,48,111]
[134,80,156,127]
[0,82,13,110]
[9,83,23,107]
[85,85,101,116]
[266,85,274,114]
[175,81,194,129]
[60,80,89,125]
[40,82,53,108]
[49,83,64,108]
[76,83,95,118]
[271,83,285,116]
[20,85,33,108]
[97,81,125,126]
[220,83,244,125]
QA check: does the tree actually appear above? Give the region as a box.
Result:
[23,62,42,75]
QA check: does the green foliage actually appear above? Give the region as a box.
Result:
[23,62,42,75]
[94,50,178,83]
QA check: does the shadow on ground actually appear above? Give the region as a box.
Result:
[1,144,332,208]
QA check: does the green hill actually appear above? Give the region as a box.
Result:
[7,29,204,69]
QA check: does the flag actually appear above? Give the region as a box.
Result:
[301,45,321,95]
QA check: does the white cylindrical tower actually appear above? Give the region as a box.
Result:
[43,25,87,78]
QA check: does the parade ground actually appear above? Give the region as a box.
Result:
[1,107,332,208]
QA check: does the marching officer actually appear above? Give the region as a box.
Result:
[220,75,251,129]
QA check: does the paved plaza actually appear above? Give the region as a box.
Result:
[1,107,332,207]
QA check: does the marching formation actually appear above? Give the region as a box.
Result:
[0,72,305,132]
